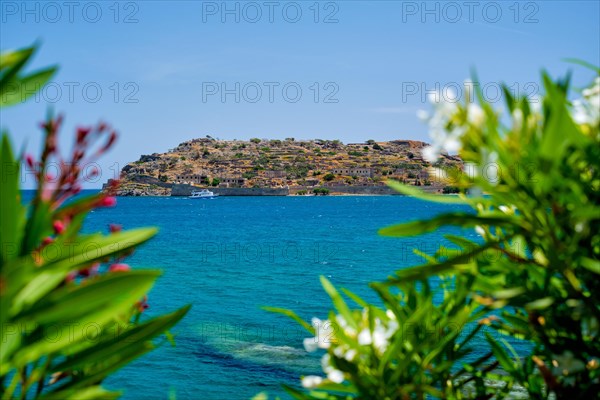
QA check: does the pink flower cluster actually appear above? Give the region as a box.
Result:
[28,114,149,314]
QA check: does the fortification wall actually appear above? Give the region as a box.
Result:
[171,184,289,196]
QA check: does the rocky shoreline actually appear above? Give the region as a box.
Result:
[110,182,446,197]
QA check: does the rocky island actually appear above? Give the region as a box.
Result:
[109,137,462,196]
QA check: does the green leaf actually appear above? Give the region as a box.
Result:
[0,47,34,71]
[21,200,53,256]
[580,257,600,274]
[0,46,35,86]
[492,287,526,299]
[485,332,515,374]
[262,307,314,334]
[421,306,472,367]
[340,288,368,308]
[0,134,25,265]
[19,270,160,324]
[562,58,600,74]
[379,213,522,237]
[384,240,505,284]
[0,67,57,107]
[386,180,468,204]
[12,271,161,366]
[12,228,158,314]
[53,305,190,370]
[39,385,121,400]
[539,71,582,160]
[320,276,356,330]
[1,44,57,107]
[525,297,554,310]
[46,342,155,394]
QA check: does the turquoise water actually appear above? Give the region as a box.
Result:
[68,195,518,399]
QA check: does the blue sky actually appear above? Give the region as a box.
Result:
[1,0,599,187]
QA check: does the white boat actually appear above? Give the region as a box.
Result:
[189,189,219,199]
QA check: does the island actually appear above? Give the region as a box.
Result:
[107,137,462,196]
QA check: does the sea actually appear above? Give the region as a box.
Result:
[33,192,527,399]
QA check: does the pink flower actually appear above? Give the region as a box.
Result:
[109,223,122,233]
[109,263,130,272]
[53,220,65,235]
[25,154,35,168]
[73,149,84,162]
[65,272,77,284]
[136,295,149,312]
[78,263,99,277]
[99,196,117,207]
[42,236,54,246]
[76,127,91,144]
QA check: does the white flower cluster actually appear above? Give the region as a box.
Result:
[572,77,600,127]
[301,310,399,389]
[418,85,485,163]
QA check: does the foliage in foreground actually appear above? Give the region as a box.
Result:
[0,45,190,399]
[266,68,600,399]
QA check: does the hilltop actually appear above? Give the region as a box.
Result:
[113,137,462,196]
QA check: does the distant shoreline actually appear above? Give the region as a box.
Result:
[111,182,449,197]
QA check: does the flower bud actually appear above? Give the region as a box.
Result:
[109,223,122,233]
[109,263,130,272]
[99,196,117,207]
[53,220,65,235]
[25,154,35,168]
[76,127,92,144]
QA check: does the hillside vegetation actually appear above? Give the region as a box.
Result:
[116,137,462,195]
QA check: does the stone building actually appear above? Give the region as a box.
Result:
[331,167,374,177]
[176,173,209,185]
[219,176,245,187]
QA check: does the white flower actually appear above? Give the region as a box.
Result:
[344,348,357,361]
[386,319,399,337]
[386,309,396,320]
[372,326,388,353]
[420,87,467,162]
[529,95,542,114]
[331,342,357,360]
[582,77,600,99]
[357,328,372,345]
[571,77,600,126]
[512,109,524,132]
[356,318,395,354]
[467,103,485,127]
[444,129,464,153]
[422,146,440,163]
[498,205,511,214]
[320,354,345,383]
[572,99,590,125]
[303,337,319,352]
[335,314,356,337]
[303,318,335,352]
[301,375,323,388]
[475,226,486,237]
[327,369,344,383]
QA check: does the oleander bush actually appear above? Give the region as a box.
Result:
[264,67,599,399]
[0,45,190,399]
